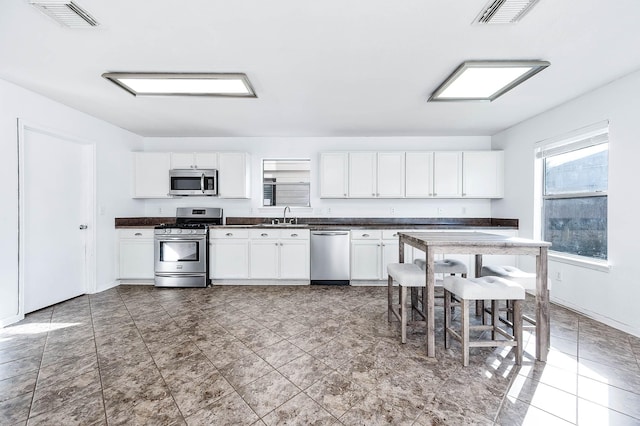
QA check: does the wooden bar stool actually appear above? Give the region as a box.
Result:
[481,265,538,327]
[443,275,525,366]
[387,263,426,343]
[414,258,468,277]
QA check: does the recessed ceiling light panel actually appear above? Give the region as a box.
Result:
[101,73,257,97]
[428,60,550,102]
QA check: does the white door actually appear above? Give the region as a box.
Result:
[22,127,92,313]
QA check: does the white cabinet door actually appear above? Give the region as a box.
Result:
[405,152,433,198]
[351,240,381,279]
[319,152,348,198]
[349,152,377,198]
[219,152,250,198]
[433,152,462,198]
[377,152,405,198]
[210,240,249,279]
[250,240,279,279]
[195,152,219,169]
[118,230,154,279]
[133,152,171,198]
[170,152,195,169]
[171,152,219,169]
[462,151,504,198]
[381,239,399,278]
[279,240,309,279]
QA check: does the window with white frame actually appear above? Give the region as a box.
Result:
[536,123,609,261]
[262,159,311,207]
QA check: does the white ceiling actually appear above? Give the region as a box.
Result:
[2,0,640,137]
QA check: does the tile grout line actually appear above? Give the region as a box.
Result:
[25,306,54,423]
[87,294,109,426]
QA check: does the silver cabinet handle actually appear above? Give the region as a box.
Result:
[363,233,370,237]
[225,232,233,237]
[343,193,347,197]
[134,232,142,236]
[261,233,269,237]
[79,224,88,230]
[291,233,298,237]
[393,233,398,237]
[372,193,375,196]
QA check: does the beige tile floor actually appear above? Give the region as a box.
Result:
[1,285,639,425]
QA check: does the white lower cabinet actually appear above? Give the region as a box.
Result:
[350,230,410,281]
[249,229,310,280]
[210,229,250,279]
[117,229,155,279]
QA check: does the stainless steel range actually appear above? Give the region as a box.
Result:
[154,207,223,288]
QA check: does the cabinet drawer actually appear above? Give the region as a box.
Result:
[351,230,381,240]
[279,229,310,240]
[382,230,404,240]
[211,229,250,239]
[249,229,279,239]
[117,228,154,239]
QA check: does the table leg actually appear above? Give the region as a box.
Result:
[536,247,549,362]
[475,254,484,321]
[426,247,435,357]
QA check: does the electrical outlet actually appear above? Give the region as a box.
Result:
[437,207,444,215]
[390,207,395,215]
[158,207,163,214]
[555,271,563,282]
[327,207,332,215]
[461,207,467,215]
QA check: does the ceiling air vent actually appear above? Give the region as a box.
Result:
[475,0,540,24]
[30,0,99,28]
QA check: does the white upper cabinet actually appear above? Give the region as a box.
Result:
[319,152,348,198]
[170,152,218,169]
[321,150,501,199]
[348,152,405,198]
[376,152,405,197]
[405,152,434,198]
[133,152,171,198]
[462,151,504,198]
[433,151,462,198]
[218,152,250,198]
[349,152,377,198]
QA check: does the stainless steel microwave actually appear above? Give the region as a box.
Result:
[169,169,218,196]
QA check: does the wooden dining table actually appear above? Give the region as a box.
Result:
[397,231,552,362]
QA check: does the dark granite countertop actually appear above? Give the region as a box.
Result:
[116,216,518,229]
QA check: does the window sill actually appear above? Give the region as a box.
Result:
[549,251,611,272]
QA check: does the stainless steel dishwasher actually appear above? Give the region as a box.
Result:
[310,231,351,285]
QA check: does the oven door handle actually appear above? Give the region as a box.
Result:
[154,273,206,278]
[155,235,207,242]
[201,173,205,193]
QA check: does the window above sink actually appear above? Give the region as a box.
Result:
[262,159,310,207]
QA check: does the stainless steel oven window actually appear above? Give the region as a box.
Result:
[159,240,200,262]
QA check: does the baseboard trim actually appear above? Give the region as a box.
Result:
[551,296,640,339]
[1,314,25,328]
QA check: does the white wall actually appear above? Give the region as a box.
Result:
[0,78,144,326]
[143,136,494,219]
[492,69,640,337]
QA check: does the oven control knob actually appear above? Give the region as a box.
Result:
[176,229,182,234]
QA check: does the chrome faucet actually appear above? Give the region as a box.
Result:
[283,206,291,224]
